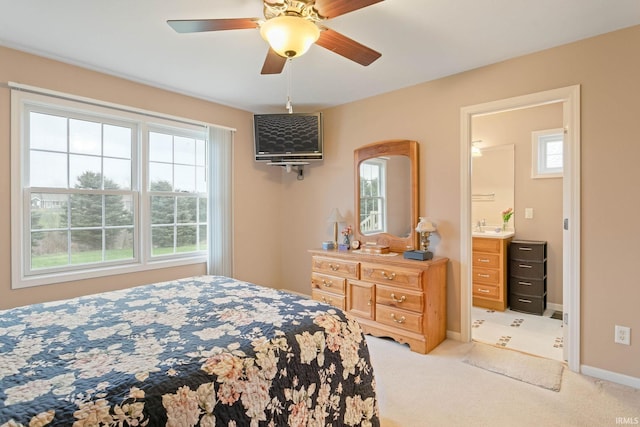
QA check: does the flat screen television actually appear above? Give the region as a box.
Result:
[254,112,323,163]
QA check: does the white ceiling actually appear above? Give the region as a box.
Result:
[1,0,639,113]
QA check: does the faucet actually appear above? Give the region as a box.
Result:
[481,218,486,226]
[475,220,482,231]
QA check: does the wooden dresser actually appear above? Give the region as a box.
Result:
[472,236,512,311]
[309,249,448,354]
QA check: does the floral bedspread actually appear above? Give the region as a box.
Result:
[0,276,379,426]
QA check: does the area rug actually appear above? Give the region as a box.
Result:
[463,343,564,391]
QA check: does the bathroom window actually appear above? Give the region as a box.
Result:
[532,128,564,178]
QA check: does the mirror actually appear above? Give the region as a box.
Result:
[354,140,418,252]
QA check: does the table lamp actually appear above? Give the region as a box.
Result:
[326,208,345,247]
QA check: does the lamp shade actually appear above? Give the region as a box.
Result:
[416,217,436,233]
[260,15,320,58]
[326,208,345,223]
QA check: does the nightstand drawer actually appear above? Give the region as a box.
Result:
[472,267,500,285]
[376,285,423,313]
[312,256,359,279]
[361,263,421,289]
[472,253,500,268]
[510,240,547,261]
[376,305,422,334]
[473,283,500,299]
[510,260,546,279]
[312,289,346,310]
[311,272,346,295]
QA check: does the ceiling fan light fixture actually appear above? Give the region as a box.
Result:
[260,15,320,58]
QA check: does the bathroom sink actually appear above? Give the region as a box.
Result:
[472,226,514,239]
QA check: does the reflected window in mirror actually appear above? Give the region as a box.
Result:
[359,158,386,235]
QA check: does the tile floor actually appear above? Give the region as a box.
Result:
[471,306,564,361]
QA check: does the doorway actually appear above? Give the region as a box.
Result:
[459,86,581,372]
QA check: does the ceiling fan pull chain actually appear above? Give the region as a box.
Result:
[286,58,294,114]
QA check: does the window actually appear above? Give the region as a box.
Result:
[532,128,564,178]
[11,89,211,288]
[359,158,387,234]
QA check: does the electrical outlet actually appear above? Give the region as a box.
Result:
[615,325,631,345]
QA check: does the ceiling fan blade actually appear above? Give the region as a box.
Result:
[261,48,288,75]
[167,18,259,33]
[316,28,381,66]
[313,0,383,19]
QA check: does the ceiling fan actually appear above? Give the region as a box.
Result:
[167,0,383,75]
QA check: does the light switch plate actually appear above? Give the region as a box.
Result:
[525,208,534,219]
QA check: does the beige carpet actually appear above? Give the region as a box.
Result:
[463,343,563,391]
[365,336,640,427]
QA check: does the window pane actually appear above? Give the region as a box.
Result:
[71,229,102,263]
[104,158,131,190]
[31,193,67,229]
[196,139,206,166]
[149,162,173,191]
[174,136,195,165]
[30,151,68,188]
[196,166,206,193]
[103,124,132,159]
[70,194,103,228]
[176,225,197,252]
[199,197,207,223]
[199,225,207,251]
[151,196,175,224]
[174,165,195,192]
[70,157,102,188]
[31,230,68,270]
[69,118,102,155]
[149,132,173,162]
[105,228,133,261]
[177,197,197,223]
[546,141,563,169]
[105,195,133,226]
[30,112,67,152]
[152,226,175,256]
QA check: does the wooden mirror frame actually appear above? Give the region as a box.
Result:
[354,139,419,252]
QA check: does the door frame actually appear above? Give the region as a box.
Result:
[459,85,581,372]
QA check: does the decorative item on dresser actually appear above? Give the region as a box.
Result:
[310,249,448,354]
[509,240,548,315]
[472,236,512,311]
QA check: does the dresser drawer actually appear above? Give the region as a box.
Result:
[510,260,546,279]
[473,283,500,300]
[509,277,545,296]
[472,252,500,268]
[510,293,546,315]
[312,256,359,279]
[311,272,346,295]
[312,289,346,310]
[472,237,501,253]
[376,305,423,334]
[360,262,421,289]
[376,285,423,313]
[472,266,500,285]
[510,241,547,261]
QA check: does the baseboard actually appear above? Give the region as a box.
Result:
[581,365,640,389]
[547,302,563,312]
[447,330,462,341]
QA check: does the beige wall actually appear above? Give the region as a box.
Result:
[0,46,282,309]
[473,104,564,305]
[2,24,640,380]
[279,26,640,378]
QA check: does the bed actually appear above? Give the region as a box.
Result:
[0,276,379,426]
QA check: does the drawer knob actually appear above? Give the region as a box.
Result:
[328,263,340,271]
[322,297,333,304]
[390,313,406,324]
[322,279,333,287]
[390,293,406,303]
[477,273,490,278]
[518,298,532,304]
[518,264,533,269]
[381,271,396,280]
[478,258,490,263]
[477,288,490,293]
[518,247,533,251]
[518,281,532,286]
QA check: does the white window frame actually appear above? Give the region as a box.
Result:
[532,128,564,178]
[11,88,211,289]
[359,158,387,234]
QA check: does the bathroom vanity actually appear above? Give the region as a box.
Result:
[472,232,513,311]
